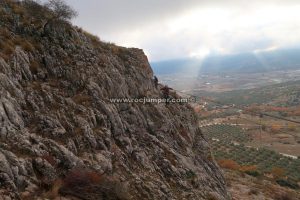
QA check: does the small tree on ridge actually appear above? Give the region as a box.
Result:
[43,0,77,33]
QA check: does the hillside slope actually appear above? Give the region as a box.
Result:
[0,1,229,199]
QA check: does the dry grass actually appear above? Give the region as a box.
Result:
[164,149,177,166]
[41,154,57,167]
[20,40,34,52]
[248,188,259,195]
[271,167,285,179]
[0,52,10,61]
[273,192,296,200]
[45,179,63,199]
[62,168,103,188]
[205,192,219,200]
[218,159,240,170]
[72,94,92,105]
[239,165,257,172]
[1,41,14,55]
[0,28,15,57]
[179,126,191,143]
[30,61,40,74]
[63,56,72,65]
[0,40,14,61]
[0,27,35,62]
[57,168,130,200]
[0,27,11,38]
[224,169,300,200]
[82,29,101,47]
[74,127,83,135]
[11,2,25,15]
[30,81,42,90]
[48,79,60,87]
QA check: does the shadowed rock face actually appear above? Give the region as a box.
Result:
[0,1,230,200]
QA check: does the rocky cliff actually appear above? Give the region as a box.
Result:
[0,1,230,199]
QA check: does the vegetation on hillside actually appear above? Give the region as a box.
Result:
[0,0,125,64]
[196,80,300,106]
[202,124,300,190]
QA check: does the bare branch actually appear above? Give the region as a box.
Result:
[45,0,78,21]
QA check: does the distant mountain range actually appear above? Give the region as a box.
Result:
[151,48,300,75]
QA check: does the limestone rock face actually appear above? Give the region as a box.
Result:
[0,1,230,200]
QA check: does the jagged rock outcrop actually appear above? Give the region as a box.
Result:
[0,1,230,199]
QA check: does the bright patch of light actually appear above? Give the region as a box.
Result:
[189,47,210,58]
[168,8,231,34]
[254,46,279,54]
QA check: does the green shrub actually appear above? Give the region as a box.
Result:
[245,170,260,177]
[186,170,196,179]
[276,179,299,190]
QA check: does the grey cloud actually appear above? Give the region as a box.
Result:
[63,0,201,34]
[39,0,300,61]
[60,0,300,34]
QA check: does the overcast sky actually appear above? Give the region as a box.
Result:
[45,0,300,61]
